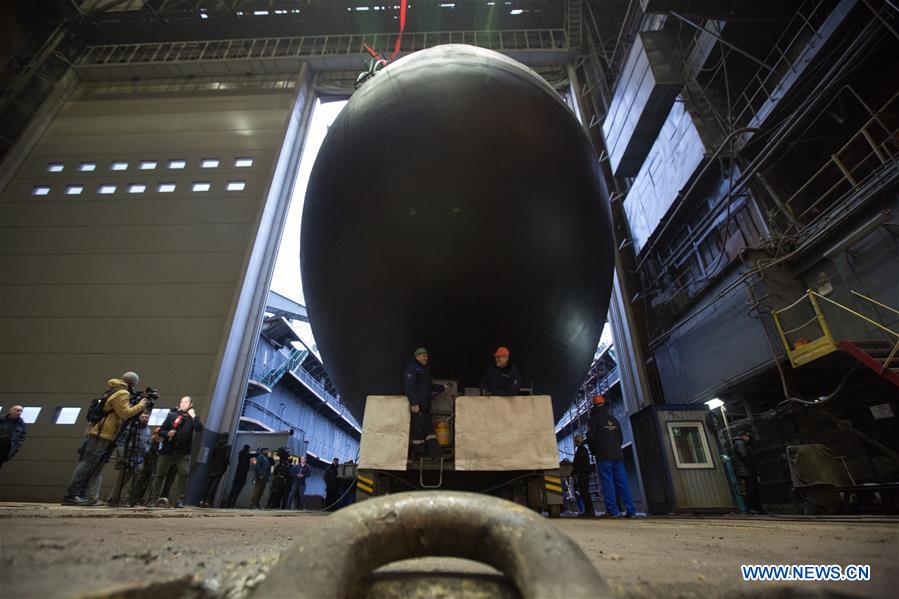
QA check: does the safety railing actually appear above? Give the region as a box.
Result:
[242,399,306,442]
[75,28,568,68]
[690,0,830,130]
[772,289,899,369]
[291,363,361,432]
[729,0,830,127]
[258,347,308,388]
[782,91,899,225]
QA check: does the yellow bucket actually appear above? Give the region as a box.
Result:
[434,420,451,446]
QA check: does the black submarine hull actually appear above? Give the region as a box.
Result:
[301,45,615,422]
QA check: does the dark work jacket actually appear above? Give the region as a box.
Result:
[480,363,521,396]
[587,406,624,461]
[403,361,443,410]
[732,438,756,478]
[272,461,290,484]
[234,449,251,478]
[573,444,592,476]
[291,463,311,487]
[0,415,26,460]
[254,453,271,481]
[208,442,231,477]
[324,463,339,491]
[158,410,204,456]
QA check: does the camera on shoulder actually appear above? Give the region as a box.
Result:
[130,386,159,411]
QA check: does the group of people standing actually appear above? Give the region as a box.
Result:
[239,447,312,510]
[59,372,206,508]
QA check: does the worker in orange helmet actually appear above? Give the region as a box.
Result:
[479,346,521,396]
[587,394,636,518]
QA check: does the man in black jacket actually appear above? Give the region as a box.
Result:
[587,394,635,518]
[572,434,595,517]
[324,458,340,511]
[268,447,291,509]
[201,432,231,508]
[404,347,445,459]
[733,431,766,514]
[148,396,203,508]
[480,346,521,396]
[0,405,26,471]
[226,445,252,508]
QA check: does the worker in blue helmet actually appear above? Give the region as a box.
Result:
[404,347,445,459]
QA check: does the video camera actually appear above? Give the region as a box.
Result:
[131,386,159,411]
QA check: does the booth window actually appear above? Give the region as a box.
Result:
[666,421,714,469]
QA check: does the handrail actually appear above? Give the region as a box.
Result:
[291,364,362,431]
[243,399,306,441]
[813,292,899,338]
[852,290,899,317]
[75,28,569,68]
[772,289,899,369]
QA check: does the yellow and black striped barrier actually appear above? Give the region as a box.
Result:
[544,474,563,496]
[356,473,375,497]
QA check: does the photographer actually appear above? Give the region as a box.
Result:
[62,377,149,506]
[148,396,203,508]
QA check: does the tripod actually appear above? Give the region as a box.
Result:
[109,416,148,506]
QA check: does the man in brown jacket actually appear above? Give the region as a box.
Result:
[62,378,149,506]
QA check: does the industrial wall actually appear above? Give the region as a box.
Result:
[0,75,301,500]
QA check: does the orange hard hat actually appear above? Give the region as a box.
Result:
[593,394,605,405]
[493,346,510,357]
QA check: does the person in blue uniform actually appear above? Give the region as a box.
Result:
[587,394,636,518]
[404,347,445,459]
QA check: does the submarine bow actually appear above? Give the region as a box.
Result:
[301,45,615,422]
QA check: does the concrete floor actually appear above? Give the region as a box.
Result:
[1,502,897,599]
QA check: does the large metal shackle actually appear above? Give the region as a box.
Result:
[253,491,611,598]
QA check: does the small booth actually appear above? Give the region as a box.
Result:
[631,405,735,514]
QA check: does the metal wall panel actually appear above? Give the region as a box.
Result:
[623,99,706,254]
[0,77,296,501]
[602,31,683,177]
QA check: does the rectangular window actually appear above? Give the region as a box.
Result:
[47,163,65,172]
[234,157,254,167]
[21,407,41,424]
[32,186,51,196]
[226,180,246,191]
[111,161,129,171]
[201,159,220,168]
[149,408,170,426]
[168,160,187,169]
[139,160,158,170]
[127,184,147,194]
[157,183,177,193]
[53,407,81,424]
[79,162,97,172]
[192,181,211,192]
[97,184,117,195]
[666,421,714,469]
[65,185,84,195]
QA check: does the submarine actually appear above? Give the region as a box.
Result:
[301,45,615,422]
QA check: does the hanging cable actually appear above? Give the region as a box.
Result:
[389,1,409,61]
